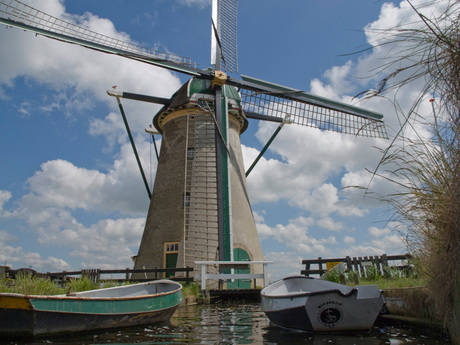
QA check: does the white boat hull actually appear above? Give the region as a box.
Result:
[261,276,384,332]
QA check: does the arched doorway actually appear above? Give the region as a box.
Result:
[227,248,251,289]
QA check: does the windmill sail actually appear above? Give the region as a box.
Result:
[211,0,238,74]
[235,75,388,138]
[0,0,201,76]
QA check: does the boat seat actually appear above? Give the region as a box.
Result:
[355,285,381,299]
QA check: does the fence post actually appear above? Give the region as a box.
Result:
[318,257,323,276]
[374,255,381,275]
[346,256,352,271]
[304,262,311,277]
[358,257,363,277]
[354,272,360,285]
[352,257,358,274]
[381,254,390,278]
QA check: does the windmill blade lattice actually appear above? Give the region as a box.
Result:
[0,0,199,75]
[235,75,388,139]
[212,0,238,74]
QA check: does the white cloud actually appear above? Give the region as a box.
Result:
[310,61,354,99]
[318,217,344,232]
[0,190,12,211]
[264,251,304,282]
[2,198,146,271]
[176,0,210,8]
[368,226,391,237]
[371,234,407,253]
[0,240,72,272]
[257,216,336,257]
[0,230,16,242]
[21,147,153,216]
[343,236,356,245]
[246,125,377,219]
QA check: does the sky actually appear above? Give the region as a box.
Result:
[0,0,447,281]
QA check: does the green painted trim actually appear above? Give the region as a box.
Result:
[189,78,214,96]
[222,85,242,107]
[227,248,251,289]
[220,97,231,262]
[187,78,241,104]
[29,291,182,315]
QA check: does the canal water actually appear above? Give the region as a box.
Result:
[5,303,451,345]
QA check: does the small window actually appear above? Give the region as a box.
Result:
[187,147,195,160]
[183,192,190,207]
[165,242,179,253]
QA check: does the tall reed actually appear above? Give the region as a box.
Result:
[363,0,460,330]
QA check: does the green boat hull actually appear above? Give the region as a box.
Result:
[0,280,183,336]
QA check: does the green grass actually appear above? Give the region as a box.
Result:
[1,275,203,299]
[181,282,203,298]
[0,275,125,295]
[321,266,427,289]
[0,275,67,295]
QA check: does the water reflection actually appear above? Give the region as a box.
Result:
[3,303,450,344]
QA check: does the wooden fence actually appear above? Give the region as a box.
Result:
[2,266,194,284]
[301,254,413,278]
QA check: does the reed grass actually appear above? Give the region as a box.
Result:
[0,275,66,295]
[0,274,124,295]
[321,266,426,289]
[357,0,460,330]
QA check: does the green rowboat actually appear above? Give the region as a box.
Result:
[0,280,183,337]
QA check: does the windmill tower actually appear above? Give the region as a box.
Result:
[134,77,265,275]
[0,0,388,281]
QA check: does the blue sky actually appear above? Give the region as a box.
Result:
[0,0,445,280]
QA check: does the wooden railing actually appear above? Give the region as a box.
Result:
[2,266,194,284]
[194,261,273,290]
[301,254,413,277]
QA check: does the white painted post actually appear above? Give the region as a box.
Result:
[201,263,207,290]
[263,263,269,287]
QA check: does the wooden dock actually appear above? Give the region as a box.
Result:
[194,260,272,302]
[207,288,262,303]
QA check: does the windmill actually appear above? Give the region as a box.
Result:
[0,0,387,282]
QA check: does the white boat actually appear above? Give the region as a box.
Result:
[260,275,384,332]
